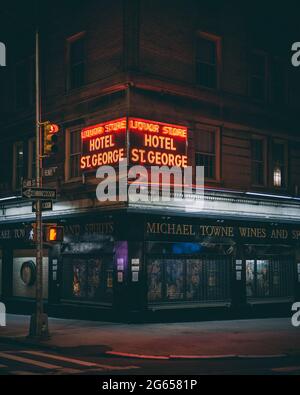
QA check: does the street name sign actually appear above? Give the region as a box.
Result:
[22,187,57,200]
[22,178,37,189]
[32,200,53,212]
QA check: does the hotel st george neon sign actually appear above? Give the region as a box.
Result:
[80,117,188,170]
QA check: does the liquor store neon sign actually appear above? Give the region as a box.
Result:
[80,118,127,170]
[80,117,188,170]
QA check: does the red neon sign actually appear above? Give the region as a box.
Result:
[80,117,188,171]
[80,118,127,170]
[128,118,188,167]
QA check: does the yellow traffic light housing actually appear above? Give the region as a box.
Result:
[43,122,59,156]
[44,225,64,242]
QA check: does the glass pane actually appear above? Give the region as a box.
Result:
[87,258,102,299]
[251,139,263,161]
[70,38,84,64]
[195,153,215,179]
[147,259,162,302]
[196,38,216,64]
[165,259,184,300]
[196,63,216,88]
[186,259,202,301]
[72,259,87,298]
[71,130,81,155]
[246,260,255,297]
[256,260,270,297]
[70,63,85,89]
[252,162,264,185]
[273,142,285,163]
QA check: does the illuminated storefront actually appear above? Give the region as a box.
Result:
[0,210,300,320]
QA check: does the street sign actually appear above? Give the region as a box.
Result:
[32,200,53,212]
[43,167,58,177]
[22,178,37,189]
[22,187,57,200]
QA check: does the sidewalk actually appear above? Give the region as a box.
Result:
[0,314,299,359]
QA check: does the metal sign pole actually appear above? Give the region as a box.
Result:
[29,29,49,339]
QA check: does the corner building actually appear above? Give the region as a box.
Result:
[0,0,300,321]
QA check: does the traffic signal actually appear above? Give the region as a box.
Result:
[43,122,59,155]
[44,225,64,242]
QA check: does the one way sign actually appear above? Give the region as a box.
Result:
[22,187,57,200]
[32,200,53,212]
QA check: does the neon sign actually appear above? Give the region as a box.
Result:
[80,117,188,170]
[128,118,188,167]
[80,118,127,170]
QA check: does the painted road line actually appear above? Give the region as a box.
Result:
[0,352,63,370]
[10,371,44,375]
[238,354,287,359]
[106,351,170,360]
[86,365,140,373]
[272,366,300,373]
[21,350,139,371]
[20,350,99,367]
[170,354,237,359]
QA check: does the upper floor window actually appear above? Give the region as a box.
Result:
[65,127,82,181]
[251,138,266,186]
[194,126,220,181]
[13,141,24,190]
[250,51,267,101]
[67,33,85,91]
[196,33,220,89]
[272,140,288,188]
[15,57,35,109]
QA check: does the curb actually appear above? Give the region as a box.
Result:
[106,351,291,361]
[106,351,170,360]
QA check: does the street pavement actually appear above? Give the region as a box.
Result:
[1,341,300,375]
[0,314,299,358]
[0,314,300,374]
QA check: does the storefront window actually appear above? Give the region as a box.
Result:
[147,254,231,304]
[166,260,184,300]
[63,256,113,303]
[256,260,270,297]
[246,260,255,297]
[147,260,162,302]
[246,257,294,299]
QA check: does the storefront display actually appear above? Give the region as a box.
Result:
[12,249,48,299]
[62,256,113,303]
[0,212,299,319]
